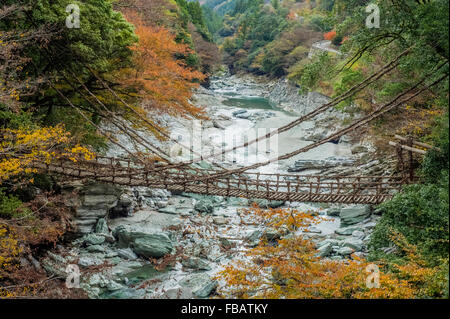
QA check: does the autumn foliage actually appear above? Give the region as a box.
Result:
[216,206,443,299]
[324,30,337,41]
[118,12,206,118]
[0,193,87,298]
[0,124,94,183]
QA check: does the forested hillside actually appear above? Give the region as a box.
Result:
[0,0,448,299]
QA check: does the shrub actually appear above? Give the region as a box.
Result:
[369,174,449,263]
[0,188,29,219]
[324,30,337,41]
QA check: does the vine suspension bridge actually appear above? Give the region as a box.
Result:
[32,155,410,205]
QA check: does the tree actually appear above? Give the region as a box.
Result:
[217,206,446,298]
[117,11,206,117]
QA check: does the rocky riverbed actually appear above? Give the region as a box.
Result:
[40,72,394,299]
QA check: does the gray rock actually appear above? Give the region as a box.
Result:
[362,221,377,230]
[194,199,214,214]
[117,248,138,260]
[80,284,101,298]
[330,256,343,261]
[78,256,103,267]
[352,230,365,240]
[82,234,106,246]
[335,226,363,236]
[219,237,232,248]
[250,199,284,208]
[308,226,322,234]
[110,193,136,218]
[343,238,364,251]
[158,206,177,215]
[159,287,193,299]
[82,184,122,196]
[155,200,168,208]
[227,197,249,206]
[232,109,247,116]
[105,251,119,258]
[107,288,146,299]
[86,245,106,253]
[143,188,170,199]
[132,236,173,259]
[245,230,262,246]
[83,195,118,208]
[28,254,42,271]
[106,281,125,292]
[340,205,371,227]
[122,264,167,284]
[95,218,109,235]
[41,257,69,279]
[88,273,109,287]
[195,161,214,170]
[327,208,340,217]
[316,238,341,248]
[337,247,354,256]
[212,120,226,130]
[264,229,282,241]
[315,242,333,258]
[68,183,122,235]
[181,257,211,271]
[352,252,368,259]
[180,273,217,298]
[114,226,173,258]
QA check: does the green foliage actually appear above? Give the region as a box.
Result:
[297,52,332,93]
[423,260,449,298]
[176,0,212,40]
[202,5,223,38]
[0,188,30,219]
[0,104,36,130]
[421,111,449,182]
[369,173,449,263]
[0,0,137,147]
[332,68,364,108]
[219,0,295,73]
[308,14,333,32]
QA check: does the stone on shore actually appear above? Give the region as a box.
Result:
[340,205,371,226]
[113,226,173,258]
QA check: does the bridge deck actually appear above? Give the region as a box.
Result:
[30,157,407,205]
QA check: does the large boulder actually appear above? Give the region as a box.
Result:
[194,199,214,214]
[180,273,217,298]
[113,226,173,258]
[315,242,333,258]
[181,257,211,271]
[337,247,354,256]
[62,183,122,235]
[340,205,371,227]
[335,226,364,236]
[343,238,364,252]
[132,236,173,259]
